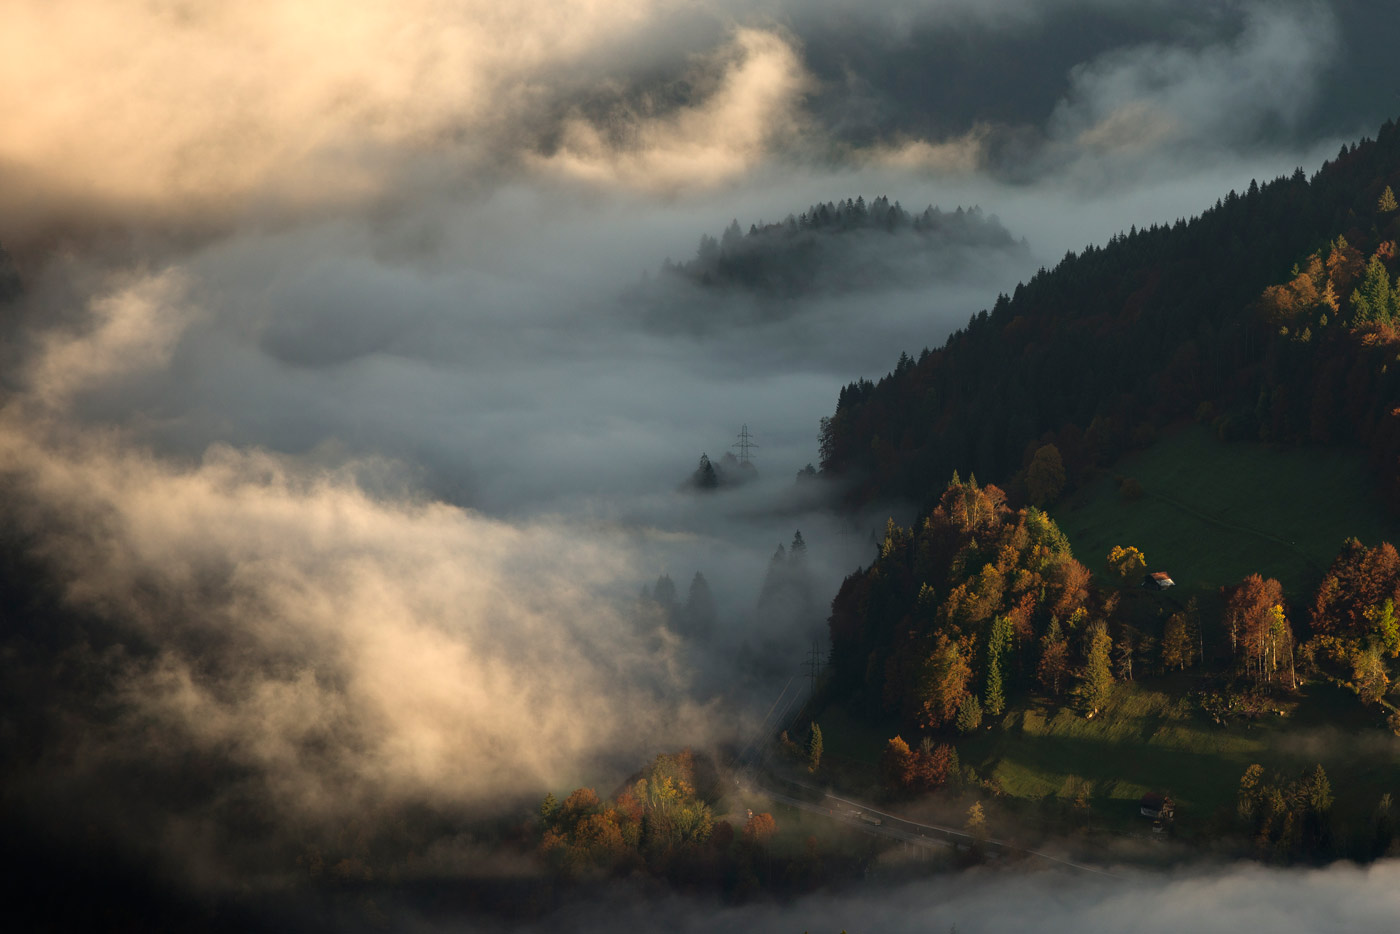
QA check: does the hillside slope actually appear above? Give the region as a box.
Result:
[820,119,1400,515]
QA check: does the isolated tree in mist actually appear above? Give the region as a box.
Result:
[790,529,807,561]
[757,532,818,631]
[742,812,776,845]
[682,572,716,639]
[652,574,678,616]
[692,454,720,490]
[965,802,986,837]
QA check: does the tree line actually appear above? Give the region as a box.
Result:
[818,119,1400,516]
[630,196,1025,311]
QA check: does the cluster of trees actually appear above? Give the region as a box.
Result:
[821,466,1362,740]
[634,197,1025,309]
[778,721,824,772]
[825,477,1400,744]
[1223,574,1297,688]
[818,121,1400,515]
[537,751,861,895]
[880,735,958,795]
[827,475,1111,728]
[757,530,821,636]
[684,451,757,491]
[1237,763,1334,861]
[1307,538,1400,707]
[640,571,716,640]
[538,751,719,877]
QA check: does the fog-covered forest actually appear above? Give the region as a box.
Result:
[6,2,1400,932]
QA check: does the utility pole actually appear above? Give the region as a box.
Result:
[732,424,758,465]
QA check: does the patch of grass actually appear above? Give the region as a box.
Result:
[959,679,1400,837]
[1052,423,1400,598]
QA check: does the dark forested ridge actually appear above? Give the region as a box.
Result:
[820,120,1400,514]
[629,197,1027,329]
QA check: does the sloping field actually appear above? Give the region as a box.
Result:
[1052,424,1400,597]
[956,680,1400,837]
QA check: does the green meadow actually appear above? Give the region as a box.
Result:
[1051,423,1400,598]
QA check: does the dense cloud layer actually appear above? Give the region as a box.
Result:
[3,0,1400,925]
[497,861,1400,934]
[3,0,1391,244]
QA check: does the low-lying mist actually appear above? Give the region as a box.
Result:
[4,0,1400,928]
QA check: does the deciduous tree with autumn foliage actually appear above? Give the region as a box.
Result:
[827,474,1096,729]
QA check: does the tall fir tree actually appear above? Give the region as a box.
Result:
[1078,620,1114,712]
[983,615,1013,715]
[682,572,716,639]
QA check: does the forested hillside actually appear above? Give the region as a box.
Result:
[819,120,1400,514]
[629,197,1028,330]
[806,122,1400,863]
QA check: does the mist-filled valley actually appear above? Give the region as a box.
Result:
[6,1,1400,931]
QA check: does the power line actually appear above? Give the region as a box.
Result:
[803,638,823,700]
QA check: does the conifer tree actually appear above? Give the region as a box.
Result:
[984,615,1013,715]
[1077,620,1114,712]
[652,574,678,613]
[955,694,983,732]
[1038,618,1070,695]
[1380,185,1398,213]
[805,723,823,772]
[692,454,720,490]
[1351,254,1396,323]
[683,572,716,639]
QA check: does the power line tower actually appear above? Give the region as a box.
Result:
[803,638,823,701]
[732,424,758,465]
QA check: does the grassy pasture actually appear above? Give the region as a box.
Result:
[1051,424,1400,598]
[811,425,1400,851]
[955,678,1400,838]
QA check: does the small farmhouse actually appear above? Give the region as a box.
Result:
[1139,792,1174,820]
[1143,571,1175,590]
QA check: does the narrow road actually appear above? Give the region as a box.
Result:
[739,770,1117,877]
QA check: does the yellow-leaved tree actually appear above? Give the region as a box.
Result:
[1106,545,1147,586]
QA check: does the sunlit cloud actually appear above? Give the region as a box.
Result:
[534,28,810,193]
